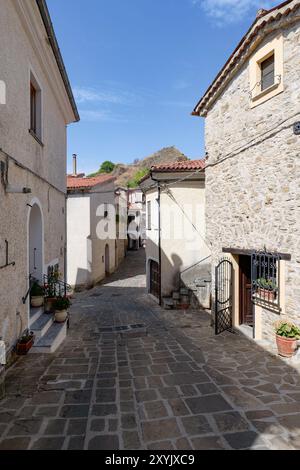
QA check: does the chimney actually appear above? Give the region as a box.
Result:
[256,8,267,19]
[72,154,77,176]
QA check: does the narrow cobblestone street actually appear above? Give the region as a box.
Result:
[1,249,300,450]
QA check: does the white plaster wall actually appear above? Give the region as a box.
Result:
[67,181,118,288]
[160,181,210,296]
[0,1,73,353]
[67,196,91,287]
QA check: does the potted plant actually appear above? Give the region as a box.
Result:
[275,320,300,358]
[54,296,70,323]
[30,281,44,308]
[16,330,35,355]
[256,278,277,301]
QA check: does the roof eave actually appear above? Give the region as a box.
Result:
[36,0,80,122]
[192,0,297,117]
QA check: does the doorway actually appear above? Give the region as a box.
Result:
[105,244,110,276]
[28,203,43,282]
[239,255,254,326]
[149,260,160,299]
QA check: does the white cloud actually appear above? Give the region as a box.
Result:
[193,0,279,26]
[73,86,140,106]
[79,109,127,123]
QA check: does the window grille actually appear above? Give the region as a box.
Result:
[251,251,281,309]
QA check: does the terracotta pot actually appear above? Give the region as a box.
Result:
[55,309,68,323]
[16,338,34,355]
[257,288,276,302]
[30,296,44,308]
[276,334,298,358]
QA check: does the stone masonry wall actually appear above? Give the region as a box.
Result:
[204,20,300,339]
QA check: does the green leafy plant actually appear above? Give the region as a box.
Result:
[275,320,300,339]
[127,168,149,188]
[30,281,44,297]
[53,296,71,311]
[256,278,276,291]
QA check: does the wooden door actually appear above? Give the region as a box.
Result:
[150,260,160,299]
[239,255,253,325]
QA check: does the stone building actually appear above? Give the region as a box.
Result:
[0,0,79,358]
[193,0,300,342]
[140,160,211,309]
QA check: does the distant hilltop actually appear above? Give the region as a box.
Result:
[113,146,189,188]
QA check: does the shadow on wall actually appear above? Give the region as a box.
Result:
[145,237,212,309]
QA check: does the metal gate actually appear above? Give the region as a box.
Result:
[215,258,233,335]
[150,260,160,300]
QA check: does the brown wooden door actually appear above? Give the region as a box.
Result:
[150,260,160,299]
[239,255,253,325]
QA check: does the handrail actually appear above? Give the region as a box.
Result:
[22,275,33,305]
[43,274,72,298]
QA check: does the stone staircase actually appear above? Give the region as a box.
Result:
[29,307,67,354]
[162,260,212,311]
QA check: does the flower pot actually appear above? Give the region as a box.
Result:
[45,297,56,313]
[257,288,276,302]
[30,296,44,308]
[16,337,34,355]
[54,309,68,323]
[276,334,298,358]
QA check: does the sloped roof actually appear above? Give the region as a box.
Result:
[192,0,298,117]
[151,159,206,172]
[138,159,206,185]
[67,174,116,191]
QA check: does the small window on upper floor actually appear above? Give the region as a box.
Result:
[261,54,275,91]
[29,73,42,143]
[249,35,283,108]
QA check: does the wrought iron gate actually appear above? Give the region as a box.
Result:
[215,258,233,335]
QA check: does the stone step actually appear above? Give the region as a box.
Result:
[29,307,44,327]
[30,321,67,354]
[30,313,54,339]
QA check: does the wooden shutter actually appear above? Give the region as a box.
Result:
[261,55,275,91]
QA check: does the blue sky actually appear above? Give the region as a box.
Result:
[47,0,279,175]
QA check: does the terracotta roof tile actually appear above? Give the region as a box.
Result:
[151,159,206,172]
[67,174,116,190]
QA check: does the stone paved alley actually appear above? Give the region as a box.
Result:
[1,250,300,450]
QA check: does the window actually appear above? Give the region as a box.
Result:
[29,73,42,142]
[249,35,283,108]
[251,251,281,309]
[261,54,275,91]
[147,201,151,230]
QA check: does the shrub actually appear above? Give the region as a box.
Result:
[275,320,300,339]
[53,296,71,311]
[31,282,44,297]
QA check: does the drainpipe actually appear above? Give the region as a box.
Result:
[150,172,162,306]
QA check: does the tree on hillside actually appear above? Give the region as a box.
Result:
[99,161,115,174]
[88,160,115,177]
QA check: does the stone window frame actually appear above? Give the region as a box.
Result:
[249,34,284,108]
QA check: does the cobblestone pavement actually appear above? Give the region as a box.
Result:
[1,249,300,450]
